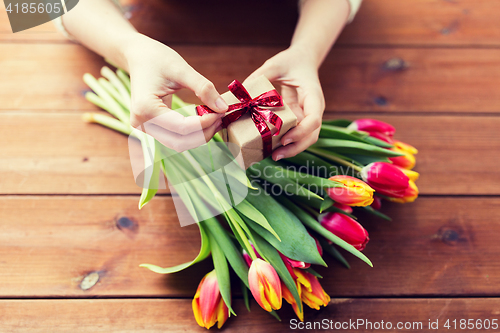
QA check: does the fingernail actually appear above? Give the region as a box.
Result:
[283,139,293,146]
[215,97,228,112]
[274,154,284,162]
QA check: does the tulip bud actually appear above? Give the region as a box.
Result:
[371,196,382,210]
[327,175,374,207]
[294,269,330,310]
[320,212,369,251]
[333,202,353,214]
[192,270,229,329]
[360,162,409,198]
[389,180,419,203]
[248,258,282,312]
[389,141,418,169]
[347,119,395,137]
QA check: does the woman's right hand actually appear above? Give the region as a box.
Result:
[124,34,228,152]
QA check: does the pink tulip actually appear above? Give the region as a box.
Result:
[320,212,369,251]
[348,119,395,138]
[248,258,282,312]
[360,162,409,198]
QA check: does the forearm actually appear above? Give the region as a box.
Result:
[61,0,139,71]
[291,0,350,68]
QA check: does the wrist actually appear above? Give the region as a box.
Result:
[287,44,322,69]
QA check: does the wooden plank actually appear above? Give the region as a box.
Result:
[0,298,499,332]
[2,43,500,113]
[0,112,498,195]
[0,196,499,298]
[4,0,500,47]
[0,196,210,297]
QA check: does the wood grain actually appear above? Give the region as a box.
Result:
[1,112,498,195]
[0,298,499,332]
[0,196,499,298]
[3,43,500,113]
[3,0,500,47]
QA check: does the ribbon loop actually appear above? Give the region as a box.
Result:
[196,80,284,157]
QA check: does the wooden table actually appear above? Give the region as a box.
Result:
[1,0,500,331]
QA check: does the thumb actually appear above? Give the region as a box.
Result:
[245,59,282,84]
[179,68,228,113]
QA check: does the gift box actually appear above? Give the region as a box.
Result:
[197,76,297,169]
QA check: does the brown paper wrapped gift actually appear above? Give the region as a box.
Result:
[218,76,297,169]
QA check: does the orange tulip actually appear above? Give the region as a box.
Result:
[192,270,229,329]
[248,258,282,312]
[282,281,304,321]
[294,269,330,310]
[389,180,419,203]
[327,175,374,207]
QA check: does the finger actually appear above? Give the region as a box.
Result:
[149,110,223,135]
[143,120,221,153]
[272,128,320,161]
[178,69,228,113]
[131,94,223,135]
[280,92,324,146]
[245,59,282,84]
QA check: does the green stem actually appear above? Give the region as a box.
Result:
[83,73,129,125]
[82,113,133,136]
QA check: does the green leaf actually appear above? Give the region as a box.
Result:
[244,187,326,266]
[359,206,392,221]
[137,133,163,209]
[363,135,394,148]
[321,119,352,127]
[203,218,250,287]
[139,222,210,273]
[320,197,334,213]
[311,139,404,158]
[207,229,236,316]
[344,154,391,166]
[284,151,337,178]
[319,125,371,143]
[318,237,350,269]
[235,200,280,241]
[251,232,303,314]
[305,267,323,278]
[307,148,364,169]
[275,195,373,267]
[241,279,251,312]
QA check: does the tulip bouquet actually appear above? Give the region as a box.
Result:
[82,66,419,329]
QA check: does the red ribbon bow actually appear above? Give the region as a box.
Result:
[196,80,283,157]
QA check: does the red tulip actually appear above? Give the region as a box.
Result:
[327,175,374,206]
[192,270,229,329]
[248,258,282,312]
[389,180,419,203]
[320,212,369,251]
[397,166,420,182]
[360,162,409,198]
